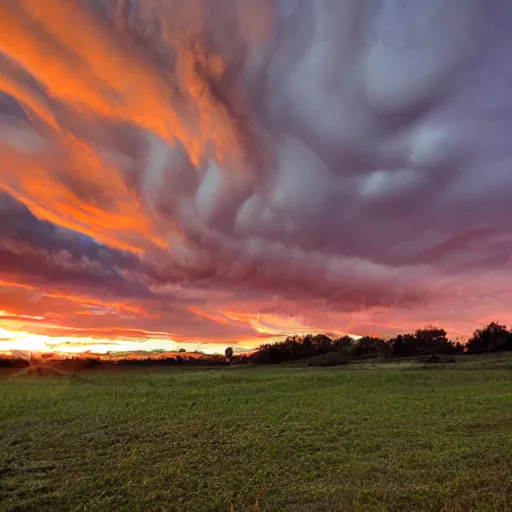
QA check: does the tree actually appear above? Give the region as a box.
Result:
[390,327,459,357]
[466,322,512,353]
[332,335,353,352]
[390,333,417,357]
[414,326,454,355]
[225,347,234,362]
[311,334,333,354]
[351,335,388,357]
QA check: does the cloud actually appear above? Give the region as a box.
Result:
[0,192,145,293]
[1,0,512,350]
[0,193,267,346]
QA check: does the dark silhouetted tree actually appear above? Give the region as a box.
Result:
[390,333,417,357]
[414,326,455,354]
[251,334,335,364]
[311,334,333,354]
[332,335,353,352]
[451,342,465,354]
[351,335,388,357]
[389,327,459,357]
[225,346,234,362]
[466,322,512,353]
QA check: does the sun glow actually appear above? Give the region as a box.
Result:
[0,326,182,355]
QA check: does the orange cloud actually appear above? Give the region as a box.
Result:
[187,305,241,326]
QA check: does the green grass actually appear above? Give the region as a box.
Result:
[1,355,512,511]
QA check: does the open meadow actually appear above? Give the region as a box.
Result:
[1,354,512,511]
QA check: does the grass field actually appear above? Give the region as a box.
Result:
[1,355,512,511]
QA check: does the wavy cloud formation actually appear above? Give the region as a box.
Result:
[1,0,512,351]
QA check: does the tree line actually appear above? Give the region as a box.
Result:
[242,321,512,365]
[0,353,230,371]
[1,321,512,370]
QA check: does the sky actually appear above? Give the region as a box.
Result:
[1,0,512,354]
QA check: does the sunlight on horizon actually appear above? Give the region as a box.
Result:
[0,327,182,355]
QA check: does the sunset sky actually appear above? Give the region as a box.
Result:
[1,0,512,354]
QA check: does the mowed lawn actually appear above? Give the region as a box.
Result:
[1,356,512,511]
